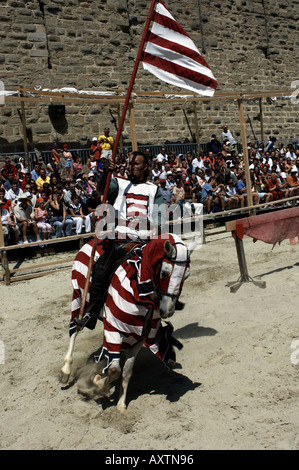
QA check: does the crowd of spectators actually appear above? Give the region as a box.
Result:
[1,124,299,246]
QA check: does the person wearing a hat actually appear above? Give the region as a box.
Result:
[285,166,299,199]
[0,198,20,245]
[14,194,41,244]
[90,137,102,162]
[17,156,29,176]
[87,172,97,194]
[174,167,183,183]
[166,171,175,190]
[62,144,73,180]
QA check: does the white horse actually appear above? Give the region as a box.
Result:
[60,234,196,412]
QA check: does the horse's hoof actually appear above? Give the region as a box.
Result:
[117,403,127,413]
[58,371,70,384]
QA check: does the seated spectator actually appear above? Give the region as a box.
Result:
[152,162,162,180]
[5,179,23,208]
[285,166,299,199]
[4,171,17,192]
[183,181,203,217]
[49,189,73,238]
[34,198,52,242]
[171,178,185,217]
[14,193,41,244]
[22,183,37,208]
[31,162,41,182]
[166,171,176,190]
[189,172,201,202]
[1,156,17,177]
[0,198,20,245]
[49,174,61,195]
[200,177,216,214]
[159,179,172,205]
[74,180,88,210]
[36,168,50,193]
[116,165,128,179]
[46,155,60,178]
[267,173,285,201]
[168,153,177,169]
[72,154,83,181]
[63,181,76,207]
[20,172,32,191]
[205,152,215,170]
[156,146,168,163]
[87,173,97,194]
[225,179,244,208]
[285,145,296,161]
[0,187,13,216]
[210,177,225,212]
[67,194,91,234]
[253,171,273,206]
[192,153,205,172]
[237,173,260,206]
[88,154,98,176]
[85,190,102,232]
[28,183,38,207]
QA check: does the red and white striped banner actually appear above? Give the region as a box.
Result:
[141,0,217,96]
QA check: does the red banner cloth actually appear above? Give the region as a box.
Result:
[235,207,299,247]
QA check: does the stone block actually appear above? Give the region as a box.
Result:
[29,49,48,57]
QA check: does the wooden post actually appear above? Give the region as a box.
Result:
[238,98,253,210]
[20,92,29,167]
[0,213,4,248]
[259,98,264,144]
[0,215,10,285]
[192,101,200,145]
[129,98,138,151]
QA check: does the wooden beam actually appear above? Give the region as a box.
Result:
[238,98,253,210]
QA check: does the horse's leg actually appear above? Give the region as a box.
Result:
[92,358,121,396]
[117,342,143,412]
[59,331,78,383]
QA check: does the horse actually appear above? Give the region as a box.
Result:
[59,233,196,412]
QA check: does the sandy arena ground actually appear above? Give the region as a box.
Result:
[0,228,298,450]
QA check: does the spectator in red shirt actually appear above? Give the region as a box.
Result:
[90,137,101,162]
[1,157,17,177]
[0,187,13,215]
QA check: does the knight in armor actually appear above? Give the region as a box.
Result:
[75,151,167,330]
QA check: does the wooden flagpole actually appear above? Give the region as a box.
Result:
[78,0,158,318]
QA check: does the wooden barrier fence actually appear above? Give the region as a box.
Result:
[1,195,298,285]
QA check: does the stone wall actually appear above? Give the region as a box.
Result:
[0,0,298,153]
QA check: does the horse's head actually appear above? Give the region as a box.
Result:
[157,236,196,319]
